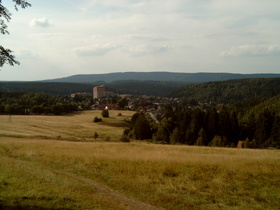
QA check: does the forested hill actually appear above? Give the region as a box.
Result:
[239,94,280,120]
[43,72,280,83]
[0,81,187,96]
[169,78,280,104]
[1,77,280,99]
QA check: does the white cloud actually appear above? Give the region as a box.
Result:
[220,44,280,57]
[73,43,118,56]
[122,44,169,56]
[29,18,53,28]
[29,33,67,40]
[124,34,170,42]
[17,50,38,59]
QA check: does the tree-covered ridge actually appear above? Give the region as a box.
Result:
[169,78,280,104]
[44,72,280,83]
[107,80,188,96]
[241,94,280,118]
[0,81,188,96]
[127,94,280,149]
[1,78,280,99]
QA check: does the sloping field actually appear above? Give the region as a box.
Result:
[0,111,279,209]
[0,110,132,141]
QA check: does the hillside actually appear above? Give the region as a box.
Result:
[1,74,280,98]
[0,81,187,96]
[169,78,280,103]
[239,94,280,120]
[107,80,187,96]
[43,72,280,83]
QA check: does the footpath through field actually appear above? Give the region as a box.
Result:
[53,170,164,210]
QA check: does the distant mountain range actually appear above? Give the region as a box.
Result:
[1,72,280,98]
[43,72,280,83]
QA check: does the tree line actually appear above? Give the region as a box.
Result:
[0,82,93,95]
[0,92,77,115]
[125,95,280,149]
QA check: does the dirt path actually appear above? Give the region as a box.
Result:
[53,170,164,210]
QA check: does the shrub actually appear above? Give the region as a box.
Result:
[93,117,102,122]
[123,128,131,136]
[120,135,130,143]
[93,132,99,140]
[102,109,109,118]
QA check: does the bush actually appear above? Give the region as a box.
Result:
[123,128,131,136]
[93,132,99,140]
[93,117,102,122]
[102,109,109,118]
[120,135,130,143]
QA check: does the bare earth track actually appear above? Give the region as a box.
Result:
[53,170,164,210]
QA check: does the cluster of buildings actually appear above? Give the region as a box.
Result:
[70,85,178,111]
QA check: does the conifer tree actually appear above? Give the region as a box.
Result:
[254,109,273,146]
[170,127,180,144]
[133,113,151,140]
[195,128,207,146]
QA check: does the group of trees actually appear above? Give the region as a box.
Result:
[0,82,94,95]
[0,92,77,115]
[126,95,280,148]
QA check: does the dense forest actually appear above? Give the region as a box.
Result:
[107,80,187,96]
[0,92,78,115]
[1,78,280,100]
[0,81,188,97]
[125,95,280,149]
[169,78,280,104]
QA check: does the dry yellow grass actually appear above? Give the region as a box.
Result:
[0,110,133,141]
[0,111,279,209]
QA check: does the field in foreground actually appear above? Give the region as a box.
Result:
[0,111,279,209]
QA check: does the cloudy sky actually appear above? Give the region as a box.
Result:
[1,0,280,81]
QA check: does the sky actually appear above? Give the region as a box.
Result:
[1,0,280,81]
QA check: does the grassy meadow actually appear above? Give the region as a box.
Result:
[0,111,279,209]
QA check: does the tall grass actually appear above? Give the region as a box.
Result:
[0,145,126,209]
[0,111,279,209]
[1,139,279,209]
